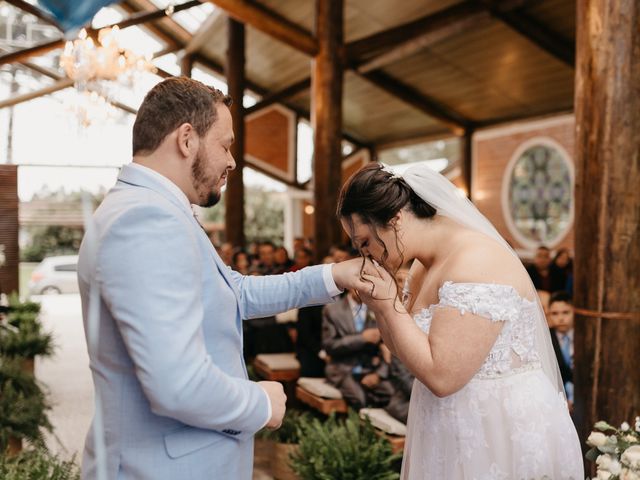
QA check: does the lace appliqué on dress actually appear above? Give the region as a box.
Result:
[403,281,583,480]
[412,281,540,379]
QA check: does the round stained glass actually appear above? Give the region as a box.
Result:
[507,143,572,245]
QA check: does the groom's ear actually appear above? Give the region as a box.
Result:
[176,123,198,159]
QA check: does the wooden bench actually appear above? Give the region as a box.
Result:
[385,434,405,454]
[295,377,348,414]
[295,385,348,415]
[253,353,300,382]
[359,408,406,454]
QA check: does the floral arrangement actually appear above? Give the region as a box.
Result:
[586,417,640,479]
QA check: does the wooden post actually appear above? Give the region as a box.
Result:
[461,130,473,200]
[224,18,246,247]
[180,54,193,77]
[0,165,19,296]
[573,0,640,449]
[311,0,344,263]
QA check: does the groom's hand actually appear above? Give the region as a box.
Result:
[331,257,366,291]
[259,381,287,429]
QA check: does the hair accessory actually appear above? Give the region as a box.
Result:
[381,164,401,179]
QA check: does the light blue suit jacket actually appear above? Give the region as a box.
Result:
[77,164,336,479]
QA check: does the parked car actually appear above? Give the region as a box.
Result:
[28,255,79,295]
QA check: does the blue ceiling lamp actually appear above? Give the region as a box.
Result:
[37,0,121,37]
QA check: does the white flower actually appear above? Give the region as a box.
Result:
[622,422,631,431]
[621,445,640,469]
[597,455,622,474]
[621,468,640,480]
[597,469,612,479]
[635,416,640,433]
[625,434,637,442]
[589,432,609,447]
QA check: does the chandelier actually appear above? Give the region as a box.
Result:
[59,26,155,125]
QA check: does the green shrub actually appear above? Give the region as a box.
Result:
[0,360,52,452]
[0,448,79,480]
[259,409,314,444]
[291,410,401,480]
[1,297,54,359]
[7,294,41,315]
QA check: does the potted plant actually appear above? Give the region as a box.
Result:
[0,447,79,479]
[261,409,313,480]
[0,359,52,455]
[1,296,53,374]
[290,410,401,480]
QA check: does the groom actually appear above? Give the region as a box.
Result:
[77,77,357,479]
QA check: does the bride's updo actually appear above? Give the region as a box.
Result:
[337,163,436,275]
[337,163,436,225]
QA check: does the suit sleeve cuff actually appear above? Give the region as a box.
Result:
[323,264,343,297]
[258,384,272,429]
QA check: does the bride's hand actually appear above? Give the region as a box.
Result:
[356,259,402,313]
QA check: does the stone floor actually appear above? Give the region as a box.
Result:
[33,293,276,478]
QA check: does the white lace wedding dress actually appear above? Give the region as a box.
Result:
[402,281,583,480]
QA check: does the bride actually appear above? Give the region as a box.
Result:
[337,163,583,479]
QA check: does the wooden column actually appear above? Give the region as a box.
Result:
[0,165,19,296]
[311,0,344,262]
[573,0,640,447]
[224,18,246,247]
[461,130,473,200]
[180,54,193,77]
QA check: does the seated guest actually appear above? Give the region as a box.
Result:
[289,247,313,272]
[256,241,277,275]
[232,250,251,275]
[526,245,552,292]
[548,291,575,407]
[550,248,573,293]
[274,246,294,273]
[322,290,393,410]
[380,344,414,424]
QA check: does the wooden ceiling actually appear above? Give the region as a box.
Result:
[191,0,576,145]
[1,0,576,149]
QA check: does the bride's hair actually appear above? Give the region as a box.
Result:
[337,163,436,294]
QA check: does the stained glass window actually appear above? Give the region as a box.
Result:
[507,143,572,245]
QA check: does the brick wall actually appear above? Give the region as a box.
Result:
[472,114,575,256]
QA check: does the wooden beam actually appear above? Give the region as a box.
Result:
[180,54,194,77]
[0,79,73,109]
[245,78,311,115]
[183,7,224,55]
[476,108,573,129]
[0,0,201,65]
[573,0,640,452]
[120,0,194,45]
[347,1,487,67]
[362,70,471,136]
[312,0,344,262]
[4,0,62,29]
[119,0,180,48]
[488,6,575,67]
[206,0,317,56]
[224,18,246,247]
[355,13,490,73]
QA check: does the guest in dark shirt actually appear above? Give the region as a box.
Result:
[526,246,552,292]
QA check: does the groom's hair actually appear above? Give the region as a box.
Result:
[132,77,232,156]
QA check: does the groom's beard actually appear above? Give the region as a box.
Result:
[191,148,222,208]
